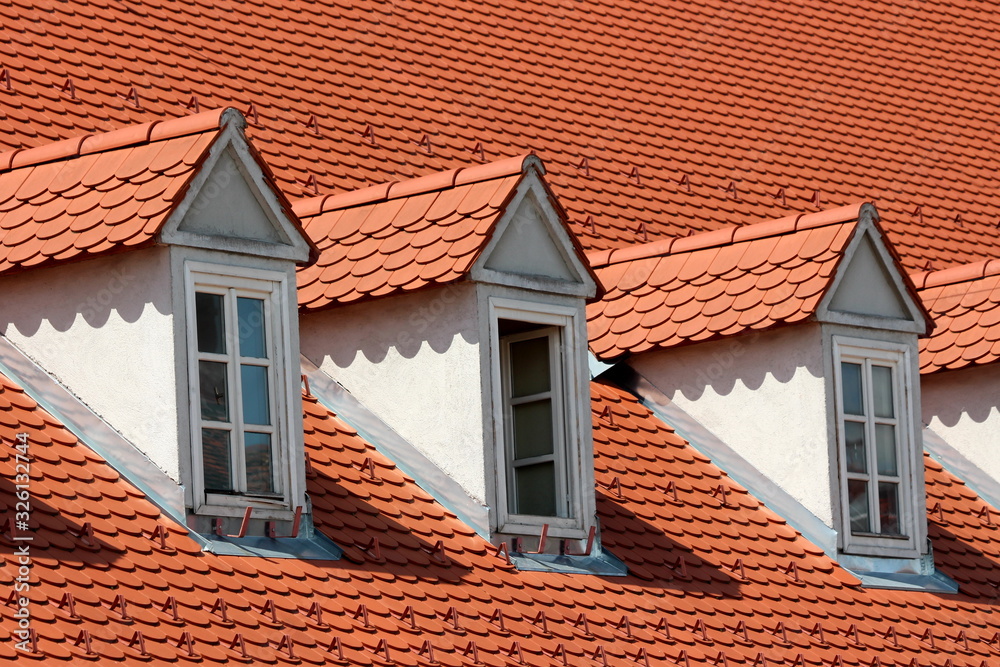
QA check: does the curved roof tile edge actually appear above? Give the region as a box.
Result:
[0,107,239,173]
[588,202,866,269]
[293,154,539,219]
[912,257,1000,291]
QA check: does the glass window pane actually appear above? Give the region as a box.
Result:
[872,366,894,419]
[202,429,232,491]
[237,297,267,359]
[509,335,550,398]
[196,292,226,354]
[513,400,554,460]
[244,432,274,494]
[841,362,864,416]
[844,421,867,473]
[241,365,271,426]
[875,424,898,476]
[513,462,556,516]
[848,479,870,533]
[199,361,229,422]
[878,482,901,535]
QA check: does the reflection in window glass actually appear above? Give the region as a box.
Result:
[878,482,900,535]
[510,337,549,397]
[202,429,232,491]
[844,421,867,473]
[872,366,894,419]
[237,297,267,359]
[841,362,864,415]
[199,361,229,422]
[848,479,870,533]
[241,365,271,426]
[512,400,554,459]
[875,424,897,476]
[244,432,274,494]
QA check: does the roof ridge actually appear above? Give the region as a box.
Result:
[0,107,238,174]
[293,154,539,219]
[588,202,866,269]
[912,257,1000,290]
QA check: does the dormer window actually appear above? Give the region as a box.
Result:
[490,299,588,538]
[833,337,918,555]
[186,263,295,514]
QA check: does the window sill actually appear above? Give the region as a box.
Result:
[193,501,296,522]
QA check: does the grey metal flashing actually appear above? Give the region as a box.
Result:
[607,363,839,555]
[0,336,188,525]
[923,426,1000,512]
[202,530,343,560]
[511,547,628,576]
[588,351,614,379]
[301,355,491,537]
[607,363,959,593]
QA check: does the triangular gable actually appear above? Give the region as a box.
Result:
[160,109,313,263]
[471,163,596,299]
[817,204,928,334]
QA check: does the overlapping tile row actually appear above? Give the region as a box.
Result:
[0,110,227,275]
[3,0,1000,270]
[914,259,1000,374]
[295,156,530,312]
[5,362,1000,664]
[587,205,862,362]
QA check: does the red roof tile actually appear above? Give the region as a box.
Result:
[587,205,863,361]
[6,367,1000,665]
[914,259,1000,374]
[296,155,570,311]
[0,110,228,275]
[2,2,1000,271]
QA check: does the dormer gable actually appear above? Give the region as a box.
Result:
[0,109,316,531]
[817,205,927,333]
[299,156,602,554]
[599,203,937,580]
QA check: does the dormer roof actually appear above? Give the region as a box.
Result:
[295,155,599,312]
[588,203,929,361]
[915,259,1000,374]
[0,108,316,275]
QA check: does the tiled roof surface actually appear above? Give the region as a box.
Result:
[295,156,528,312]
[7,366,1000,664]
[4,1,1000,271]
[0,109,228,276]
[914,259,1000,374]
[587,205,862,361]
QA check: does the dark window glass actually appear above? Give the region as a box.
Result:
[844,421,867,473]
[875,424,898,476]
[196,292,226,354]
[202,429,232,491]
[244,432,273,494]
[512,400,554,460]
[510,336,550,398]
[841,362,864,416]
[514,462,557,516]
[878,482,901,535]
[199,361,229,422]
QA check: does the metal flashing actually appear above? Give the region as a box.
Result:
[923,426,1000,512]
[0,335,188,524]
[510,547,628,576]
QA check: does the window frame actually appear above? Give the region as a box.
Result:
[185,262,294,515]
[832,336,919,555]
[488,298,586,537]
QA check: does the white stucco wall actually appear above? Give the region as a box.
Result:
[923,364,1000,485]
[630,325,835,524]
[300,283,489,501]
[0,248,179,477]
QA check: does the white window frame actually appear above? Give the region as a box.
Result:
[832,336,919,555]
[489,298,586,537]
[185,262,294,515]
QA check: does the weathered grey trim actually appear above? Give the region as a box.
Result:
[0,336,188,525]
[301,355,491,537]
[610,363,839,555]
[924,426,1000,516]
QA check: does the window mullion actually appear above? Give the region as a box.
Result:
[862,359,881,535]
[226,288,247,494]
